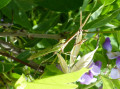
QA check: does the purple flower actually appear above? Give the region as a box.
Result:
[116,56,120,69]
[78,61,102,85]
[110,68,120,79]
[103,37,120,60]
[78,71,97,85]
[90,61,102,76]
[103,37,120,79]
[106,52,120,59]
[103,37,112,52]
[110,57,120,79]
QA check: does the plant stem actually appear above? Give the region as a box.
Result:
[83,30,119,33]
[0,32,61,40]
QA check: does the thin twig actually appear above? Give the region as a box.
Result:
[83,30,119,33]
[0,32,61,40]
[81,13,91,27]
[80,11,82,26]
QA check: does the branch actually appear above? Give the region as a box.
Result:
[0,52,44,72]
[83,30,119,33]
[0,32,61,40]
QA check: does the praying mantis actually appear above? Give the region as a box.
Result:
[28,11,91,61]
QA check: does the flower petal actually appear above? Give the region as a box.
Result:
[103,37,112,52]
[78,73,94,85]
[110,68,120,79]
[89,61,101,76]
[90,65,101,76]
[91,78,97,83]
[116,56,120,69]
[107,52,120,59]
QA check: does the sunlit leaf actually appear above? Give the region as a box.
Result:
[101,76,114,89]
[111,79,120,89]
[15,74,27,89]
[100,0,115,6]
[10,73,21,79]
[89,5,104,21]
[25,83,77,89]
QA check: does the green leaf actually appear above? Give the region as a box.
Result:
[35,0,84,12]
[101,76,114,89]
[41,64,63,78]
[113,30,120,48]
[111,79,120,89]
[99,33,105,46]
[94,53,107,68]
[25,68,89,89]
[0,62,14,73]
[36,39,52,49]
[101,5,113,15]
[14,0,37,11]
[0,0,11,9]
[100,0,115,6]
[81,0,89,11]
[17,50,31,62]
[84,8,120,29]
[10,73,21,79]
[25,38,41,47]
[33,15,59,32]
[45,64,62,74]
[89,5,104,21]
[1,0,32,29]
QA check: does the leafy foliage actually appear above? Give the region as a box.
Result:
[0,0,120,89]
